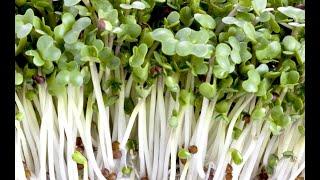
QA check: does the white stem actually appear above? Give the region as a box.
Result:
[15,127,27,180]
[156,78,167,180]
[214,94,254,180]
[289,162,305,180]
[120,99,144,149]
[47,96,56,180]
[148,85,156,159]
[180,160,190,180]
[125,74,133,98]
[89,62,114,169]
[57,96,68,180]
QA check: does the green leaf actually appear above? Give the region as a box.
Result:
[191,57,208,75]
[81,45,99,62]
[231,149,243,165]
[232,127,242,140]
[25,50,45,66]
[151,28,174,42]
[213,65,229,79]
[252,0,267,15]
[175,28,192,41]
[122,166,132,175]
[242,22,256,42]
[256,64,269,75]
[256,41,281,61]
[36,35,61,61]
[251,107,266,120]
[179,90,194,106]
[180,6,193,26]
[296,40,305,65]
[64,0,81,7]
[131,1,146,10]
[178,149,191,159]
[278,6,305,22]
[72,151,87,164]
[15,22,33,39]
[298,125,305,135]
[129,43,148,67]
[230,50,242,64]
[120,4,132,9]
[135,85,151,98]
[192,44,209,58]
[271,105,291,127]
[216,43,231,57]
[15,71,23,85]
[169,116,178,128]
[161,38,178,56]
[64,17,91,44]
[199,82,216,99]
[132,63,149,83]
[215,100,230,114]
[176,41,193,56]
[167,11,180,25]
[56,70,70,85]
[257,11,271,22]
[228,36,240,51]
[165,76,179,92]
[280,71,300,85]
[240,42,252,62]
[70,70,83,86]
[269,121,282,135]
[242,69,261,93]
[222,17,244,27]
[74,5,91,16]
[282,36,300,52]
[239,0,251,7]
[194,13,216,29]
[91,0,113,12]
[280,59,296,72]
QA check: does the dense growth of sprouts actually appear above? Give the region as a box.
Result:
[15,0,305,179]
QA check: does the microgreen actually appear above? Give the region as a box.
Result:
[15,1,305,179]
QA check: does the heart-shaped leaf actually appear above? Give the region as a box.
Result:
[129,43,148,67]
[256,41,281,61]
[282,35,301,52]
[15,22,33,39]
[194,13,216,29]
[280,71,300,85]
[161,38,178,56]
[199,82,216,99]
[64,17,91,44]
[242,69,261,92]
[151,28,174,42]
[25,50,45,66]
[36,35,61,61]
[278,6,305,23]
[176,41,193,56]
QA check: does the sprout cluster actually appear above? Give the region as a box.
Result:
[15,0,304,180]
